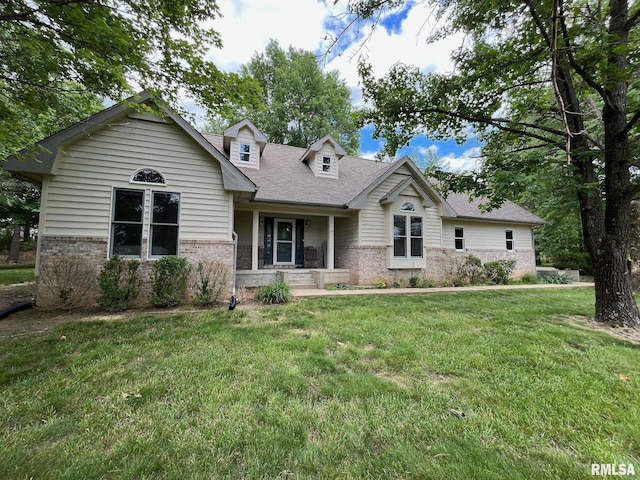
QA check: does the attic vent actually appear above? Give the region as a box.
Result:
[400,201,415,212]
[131,168,165,184]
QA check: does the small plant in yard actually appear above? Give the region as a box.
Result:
[517,272,540,284]
[484,259,517,285]
[97,255,140,312]
[541,273,573,284]
[191,260,230,306]
[419,277,437,288]
[149,256,191,307]
[459,255,486,285]
[256,278,292,304]
[408,275,421,288]
[38,256,95,310]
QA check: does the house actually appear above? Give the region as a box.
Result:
[4,92,544,304]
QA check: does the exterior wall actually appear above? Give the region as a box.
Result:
[335,213,359,246]
[44,115,232,241]
[36,235,234,307]
[442,220,533,252]
[310,143,338,178]
[229,127,259,169]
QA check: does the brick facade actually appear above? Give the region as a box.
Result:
[36,235,235,307]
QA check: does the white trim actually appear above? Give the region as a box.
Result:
[454,226,465,252]
[129,168,167,186]
[110,187,145,258]
[273,218,296,265]
[238,143,251,163]
[506,229,515,252]
[147,190,181,259]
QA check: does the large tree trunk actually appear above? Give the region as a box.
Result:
[7,224,21,264]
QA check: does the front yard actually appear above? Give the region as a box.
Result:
[1,288,638,479]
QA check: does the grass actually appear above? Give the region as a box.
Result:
[0,267,34,285]
[1,288,638,479]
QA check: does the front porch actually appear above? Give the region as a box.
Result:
[236,268,351,288]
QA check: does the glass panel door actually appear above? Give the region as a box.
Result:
[275,220,295,264]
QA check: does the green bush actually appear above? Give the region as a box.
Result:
[191,260,230,306]
[551,250,592,273]
[484,259,517,285]
[541,274,573,284]
[256,279,292,304]
[409,275,420,288]
[97,255,141,312]
[518,272,540,284]
[420,277,437,288]
[459,255,486,285]
[150,256,191,308]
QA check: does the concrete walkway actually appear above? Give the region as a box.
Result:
[292,282,595,297]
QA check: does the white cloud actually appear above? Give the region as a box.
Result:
[441,147,484,172]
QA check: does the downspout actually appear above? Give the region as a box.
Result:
[229,231,238,311]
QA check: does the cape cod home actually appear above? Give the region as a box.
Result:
[4,92,544,303]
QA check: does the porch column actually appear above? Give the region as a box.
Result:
[252,210,259,271]
[327,215,335,270]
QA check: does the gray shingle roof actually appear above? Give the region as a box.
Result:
[201,134,545,225]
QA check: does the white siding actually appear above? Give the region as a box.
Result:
[229,127,259,169]
[44,117,231,240]
[311,144,338,178]
[442,220,533,251]
[335,213,359,246]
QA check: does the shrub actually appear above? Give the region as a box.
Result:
[191,260,230,306]
[459,255,486,285]
[38,256,96,310]
[420,277,437,288]
[552,251,593,275]
[149,256,191,307]
[373,279,388,289]
[541,274,573,284]
[409,275,421,288]
[97,255,140,312]
[518,272,539,284]
[256,279,292,304]
[484,259,517,285]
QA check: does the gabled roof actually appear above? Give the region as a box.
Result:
[223,119,268,154]
[4,92,256,193]
[379,177,435,208]
[301,134,347,162]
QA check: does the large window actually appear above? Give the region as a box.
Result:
[110,188,181,258]
[506,230,514,252]
[393,214,423,258]
[239,143,251,162]
[150,192,180,256]
[454,227,465,251]
[111,189,144,256]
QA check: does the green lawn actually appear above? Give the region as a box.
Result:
[0,267,35,285]
[1,289,638,479]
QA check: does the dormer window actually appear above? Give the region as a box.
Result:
[239,143,251,163]
[322,156,333,174]
[131,168,165,185]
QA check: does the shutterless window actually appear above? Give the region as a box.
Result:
[455,227,465,251]
[410,216,423,257]
[394,215,423,258]
[506,230,514,251]
[111,189,144,257]
[322,156,332,173]
[393,215,407,257]
[239,143,251,162]
[150,192,180,257]
[131,168,165,184]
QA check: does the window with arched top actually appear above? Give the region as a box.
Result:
[131,168,166,185]
[400,201,415,212]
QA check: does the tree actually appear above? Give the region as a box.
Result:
[0,0,259,147]
[1,87,103,262]
[343,0,640,326]
[213,39,360,155]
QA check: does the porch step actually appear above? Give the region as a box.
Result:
[282,272,317,288]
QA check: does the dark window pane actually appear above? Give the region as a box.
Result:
[277,243,292,263]
[455,227,464,238]
[506,230,514,240]
[410,216,422,237]
[151,225,178,256]
[394,238,406,257]
[153,192,180,224]
[114,190,143,222]
[400,202,415,212]
[394,215,406,237]
[112,223,142,256]
[506,240,514,251]
[411,238,423,257]
[277,222,292,241]
[133,168,164,184]
[455,238,464,250]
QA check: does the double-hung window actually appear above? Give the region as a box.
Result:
[111,189,144,257]
[506,230,514,252]
[393,202,423,258]
[322,156,332,173]
[454,227,465,251]
[111,187,181,258]
[239,143,251,163]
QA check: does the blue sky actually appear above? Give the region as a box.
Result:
[203,0,478,171]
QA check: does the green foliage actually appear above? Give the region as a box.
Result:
[256,279,292,304]
[483,259,516,285]
[517,272,539,285]
[149,257,191,308]
[540,274,573,284]
[551,251,592,274]
[458,255,486,285]
[191,260,230,306]
[213,39,360,154]
[97,255,141,312]
[408,275,420,288]
[0,1,259,150]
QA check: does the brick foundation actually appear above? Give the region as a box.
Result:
[37,235,235,308]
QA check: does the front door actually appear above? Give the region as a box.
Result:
[275,219,295,265]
